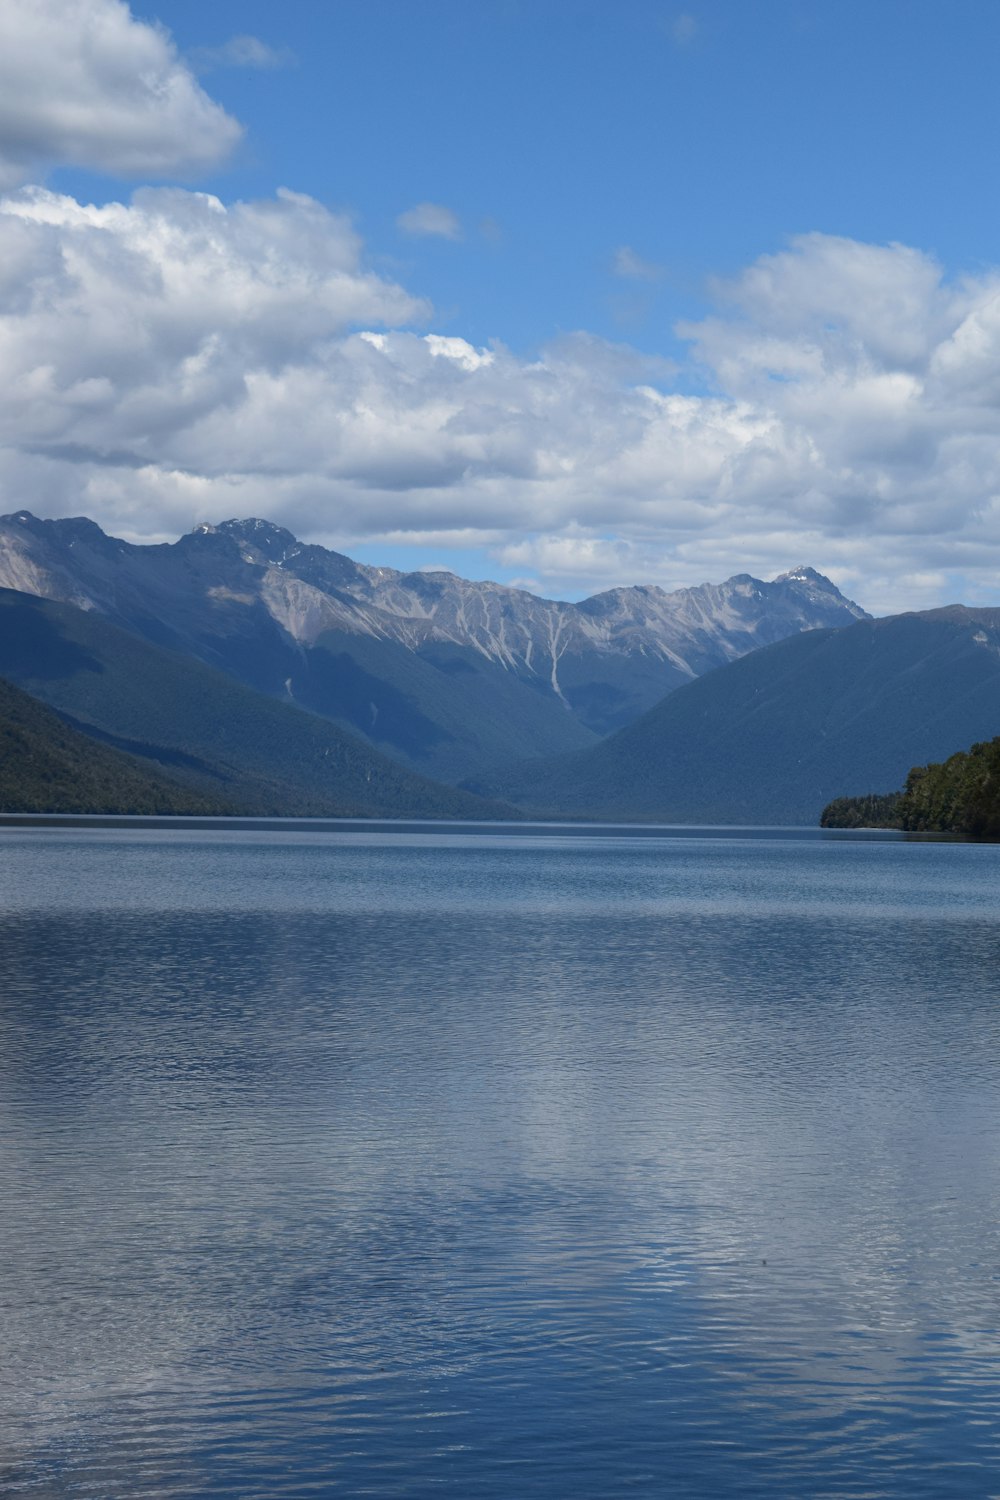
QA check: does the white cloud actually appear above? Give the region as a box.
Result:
[497,533,643,584]
[4,197,1000,610]
[396,201,462,240]
[0,184,426,530]
[612,246,663,282]
[0,0,242,188]
[424,335,495,371]
[191,35,295,71]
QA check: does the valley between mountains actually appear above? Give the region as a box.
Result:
[1,509,999,824]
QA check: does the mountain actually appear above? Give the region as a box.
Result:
[0,511,868,783]
[482,607,1000,825]
[0,673,234,815]
[0,588,513,820]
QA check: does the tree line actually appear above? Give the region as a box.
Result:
[821,736,1000,836]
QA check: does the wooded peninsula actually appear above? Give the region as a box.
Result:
[821,737,1000,836]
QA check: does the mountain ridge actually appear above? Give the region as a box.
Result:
[482,607,1000,825]
[0,510,867,675]
[0,510,869,783]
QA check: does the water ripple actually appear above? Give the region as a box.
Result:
[2,829,1000,1496]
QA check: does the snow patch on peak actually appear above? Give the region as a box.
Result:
[216,517,299,563]
[775,565,825,585]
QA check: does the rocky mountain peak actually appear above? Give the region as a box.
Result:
[215,518,299,565]
[769,565,868,620]
[2,510,126,558]
[776,564,818,581]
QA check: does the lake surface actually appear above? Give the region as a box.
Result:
[2,823,1000,1497]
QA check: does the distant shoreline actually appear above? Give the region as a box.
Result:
[0,813,916,841]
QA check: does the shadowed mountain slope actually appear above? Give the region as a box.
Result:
[0,511,868,782]
[0,674,234,814]
[0,589,513,819]
[483,608,1000,825]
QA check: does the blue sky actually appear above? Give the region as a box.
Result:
[3,0,1000,611]
[110,0,1000,356]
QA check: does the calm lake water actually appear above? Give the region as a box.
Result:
[2,823,1000,1498]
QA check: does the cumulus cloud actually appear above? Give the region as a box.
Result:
[396,201,462,240]
[3,193,1000,611]
[0,185,426,532]
[0,0,242,188]
[190,35,295,72]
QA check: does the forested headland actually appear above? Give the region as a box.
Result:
[821,737,1000,835]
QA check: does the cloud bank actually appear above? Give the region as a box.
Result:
[0,1,996,613]
[0,0,242,187]
[1,179,1000,610]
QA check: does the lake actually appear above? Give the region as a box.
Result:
[2,822,1000,1497]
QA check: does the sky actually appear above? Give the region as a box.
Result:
[2,1,1000,613]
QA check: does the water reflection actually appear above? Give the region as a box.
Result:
[2,830,1000,1496]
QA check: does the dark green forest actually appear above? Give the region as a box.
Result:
[821,737,1000,835]
[0,675,232,814]
[818,792,903,830]
[0,591,513,820]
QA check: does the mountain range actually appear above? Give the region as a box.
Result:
[0,511,868,785]
[4,509,998,827]
[484,607,1000,824]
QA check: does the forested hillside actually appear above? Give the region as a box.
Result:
[0,590,513,819]
[484,609,1000,825]
[822,738,1000,835]
[0,675,231,814]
